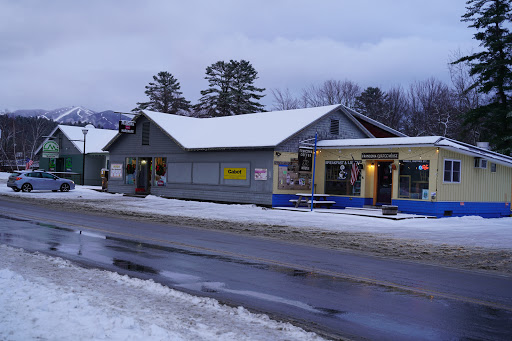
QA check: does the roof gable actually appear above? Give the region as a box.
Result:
[103,104,406,151]
[36,125,117,155]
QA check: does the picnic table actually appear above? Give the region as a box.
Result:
[289,193,336,209]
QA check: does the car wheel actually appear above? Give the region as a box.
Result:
[21,183,32,192]
[12,188,20,192]
[60,183,70,192]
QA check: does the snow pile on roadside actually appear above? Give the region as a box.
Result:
[0,245,324,341]
[0,172,511,249]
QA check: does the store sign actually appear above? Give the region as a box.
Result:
[224,168,246,180]
[42,140,59,158]
[298,148,313,171]
[361,152,398,160]
[119,120,136,134]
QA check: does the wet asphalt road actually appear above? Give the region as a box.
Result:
[0,197,511,340]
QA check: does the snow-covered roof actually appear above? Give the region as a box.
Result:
[142,105,342,150]
[317,136,512,167]
[37,125,117,155]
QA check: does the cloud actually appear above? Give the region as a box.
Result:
[0,0,479,112]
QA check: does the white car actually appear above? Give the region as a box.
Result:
[7,171,75,192]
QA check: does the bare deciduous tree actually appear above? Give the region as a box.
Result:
[405,78,459,137]
[301,80,361,108]
[270,88,300,111]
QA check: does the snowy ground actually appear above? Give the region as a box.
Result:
[1,171,511,340]
[0,245,323,341]
[0,172,511,249]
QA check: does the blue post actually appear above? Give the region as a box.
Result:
[310,133,318,212]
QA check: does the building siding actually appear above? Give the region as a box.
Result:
[275,109,367,153]
[437,149,512,203]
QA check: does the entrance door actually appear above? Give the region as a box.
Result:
[376,161,393,205]
[137,157,152,194]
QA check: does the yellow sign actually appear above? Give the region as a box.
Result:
[224,168,246,180]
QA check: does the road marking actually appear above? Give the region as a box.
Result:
[4,211,512,312]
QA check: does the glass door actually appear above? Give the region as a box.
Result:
[137,157,152,194]
[376,161,393,205]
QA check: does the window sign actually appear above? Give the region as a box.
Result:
[125,157,137,184]
[65,157,72,171]
[254,168,267,180]
[48,158,56,171]
[154,157,167,186]
[324,160,361,195]
[111,164,123,179]
[278,160,311,190]
[399,160,430,199]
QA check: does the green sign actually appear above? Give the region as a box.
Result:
[43,140,59,152]
[65,157,72,171]
[42,140,59,158]
[49,158,56,171]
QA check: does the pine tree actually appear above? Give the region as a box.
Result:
[195,60,265,117]
[134,71,191,115]
[354,87,388,120]
[452,0,512,154]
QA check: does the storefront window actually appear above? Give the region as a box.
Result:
[399,160,430,199]
[125,157,137,184]
[277,159,312,190]
[325,160,361,196]
[154,157,167,186]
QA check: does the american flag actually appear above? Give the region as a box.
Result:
[25,158,34,170]
[350,161,359,186]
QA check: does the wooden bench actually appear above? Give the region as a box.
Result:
[289,199,308,207]
[307,200,336,209]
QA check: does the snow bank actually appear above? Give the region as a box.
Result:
[0,245,324,341]
[1,172,511,249]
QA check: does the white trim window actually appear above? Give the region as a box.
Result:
[444,159,461,183]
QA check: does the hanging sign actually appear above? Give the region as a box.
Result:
[42,140,59,158]
[361,152,398,160]
[298,148,313,171]
[119,120,136,134]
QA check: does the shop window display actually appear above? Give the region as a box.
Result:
[125,157,137,184]
[277,159,312,190]
[154,157,167,186]
[324,160,361,195]
[399,160,429,199]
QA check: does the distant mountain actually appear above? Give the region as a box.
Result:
[10,106,132,129]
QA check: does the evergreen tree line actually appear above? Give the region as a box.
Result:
[134,1,510,155]
[133,59,265,117]
[0,115,58,171]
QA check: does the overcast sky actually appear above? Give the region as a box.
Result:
[1,0,479,113]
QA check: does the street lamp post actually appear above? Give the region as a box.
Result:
[82,128,88,185]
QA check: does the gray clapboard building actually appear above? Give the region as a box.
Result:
[103,104,403,205]
[36,124,117,186]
